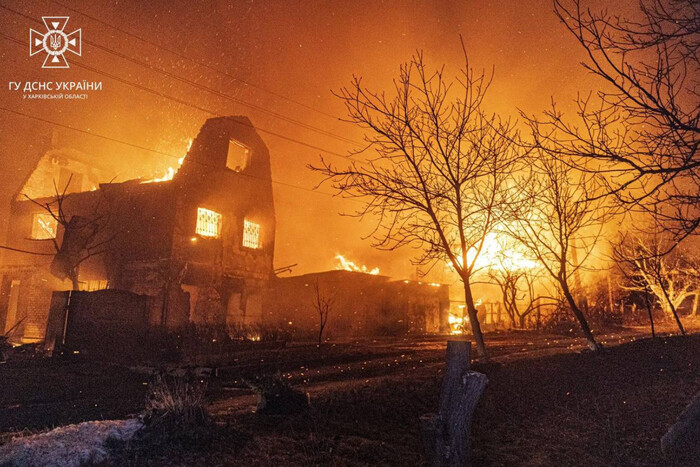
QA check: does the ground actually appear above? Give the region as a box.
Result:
[1,327,699,466]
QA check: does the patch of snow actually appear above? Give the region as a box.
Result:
[0,418,142,467]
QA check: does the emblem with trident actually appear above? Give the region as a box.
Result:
[29,17,81,69]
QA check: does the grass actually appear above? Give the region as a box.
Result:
[144,372,209,430]
[105,373,245,465]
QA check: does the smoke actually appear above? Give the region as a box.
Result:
[0,0,627,278]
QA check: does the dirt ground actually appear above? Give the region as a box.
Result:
[1,326,699,466]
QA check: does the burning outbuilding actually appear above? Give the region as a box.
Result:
[263,269,449,338]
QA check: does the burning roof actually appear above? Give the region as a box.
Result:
[334,254,380,275]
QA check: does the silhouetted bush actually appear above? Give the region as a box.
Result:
[245,373,309,415]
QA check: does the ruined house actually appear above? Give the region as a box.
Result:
[263,270,450,338]
[0,116,275,344]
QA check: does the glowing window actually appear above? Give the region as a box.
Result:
[31,213,57,239]
[82,280,108,292]
[196,207,222,238]
[242,219,261,249]
[226,139,250,172]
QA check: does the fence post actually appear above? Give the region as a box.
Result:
[61,290,73,346]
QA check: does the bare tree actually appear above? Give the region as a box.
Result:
[643,281,658,339]
[614,231,697,335]
[26,176,117,290]
[506,155,605,350]
[527,0,700,240]
[310,48,523,360]
[488,264,551,329]
[312,280,333,347]
[613,257,658,338]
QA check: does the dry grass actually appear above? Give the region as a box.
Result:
[144,373,209,430]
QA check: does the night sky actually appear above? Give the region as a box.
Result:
[0,0,633,279]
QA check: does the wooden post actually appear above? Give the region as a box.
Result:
[420,340,488,466]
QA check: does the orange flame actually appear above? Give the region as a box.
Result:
[335,254,380,275]
[141,139,191,184]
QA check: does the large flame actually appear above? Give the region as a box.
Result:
[335,254,380,275]
[450,232,538,272]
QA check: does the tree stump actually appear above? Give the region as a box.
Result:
[420,340,488,467]
[661,391,700,462]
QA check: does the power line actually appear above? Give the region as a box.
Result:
[0,105,359,204]
[0,3,363,147]
[0,31,358,160]
[50,0,345,122]
[0,3,358,146]
[0,244,54,256]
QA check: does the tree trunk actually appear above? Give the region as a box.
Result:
[561,283,601,351]
[420,340,487,466]
[503,308,516,329]
[660,286,686,336]
[509,298,521,329]
[503,289,518,329]
[643,287,656,339]
[69,271,80,291]
[607,274,615,316]
[463,281,488,361]
[318,314,327,347]
[507,309,517,329]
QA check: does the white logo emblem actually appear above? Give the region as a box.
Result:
[29,17,81,69]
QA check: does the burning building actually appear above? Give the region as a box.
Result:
[263,270,450,338]
[0,116,275,344]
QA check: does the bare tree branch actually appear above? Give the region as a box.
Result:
[526,0,700,241]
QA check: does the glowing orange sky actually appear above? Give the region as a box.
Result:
[0,0,636,279]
